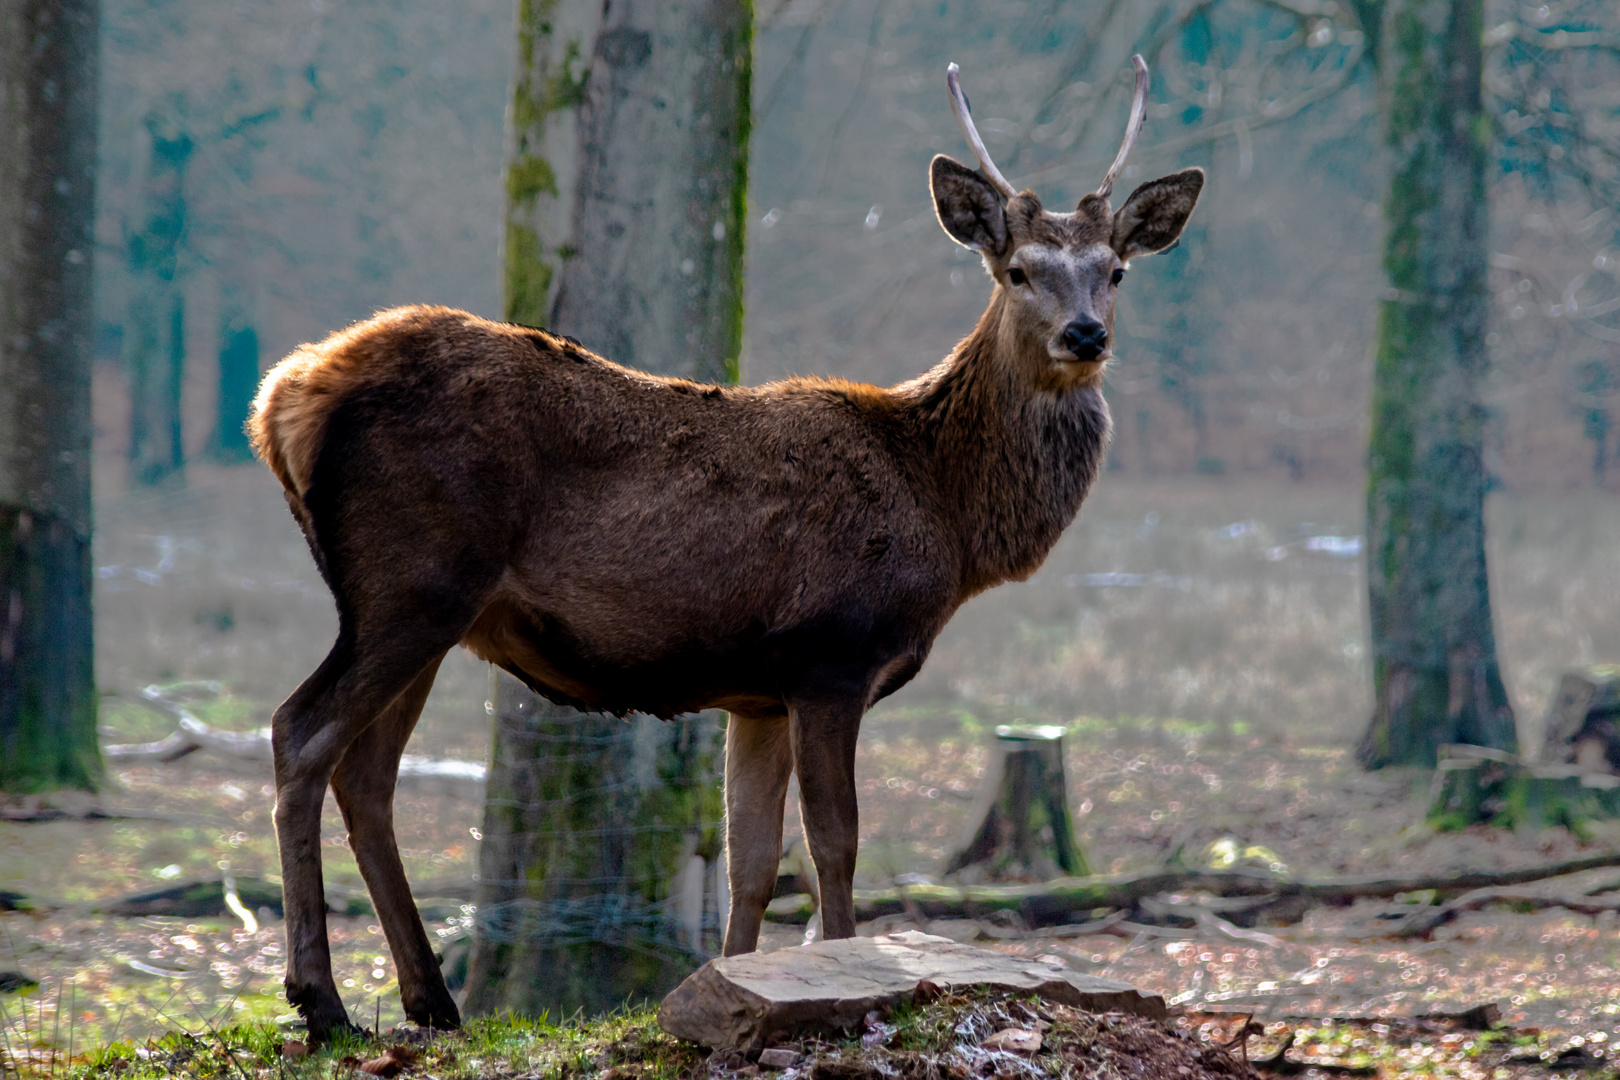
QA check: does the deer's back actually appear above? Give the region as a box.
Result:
[261,306,960,716]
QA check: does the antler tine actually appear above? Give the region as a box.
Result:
[946,62,1018,201]
[1095,54,1150,201]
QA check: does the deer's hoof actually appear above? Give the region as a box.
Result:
[287,981,359,1043]
[404,988,462,1031]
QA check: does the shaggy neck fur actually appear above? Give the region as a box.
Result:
[895,287,1111,600]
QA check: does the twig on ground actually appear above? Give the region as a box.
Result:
[1215,1013,1261,1075]
[1110,920,1198,940]
[1388,886,1620,938]
[1041,911,1128,938]
[1193,909,1286,949]
[105,683,486,795]
[1581,873,1620,896]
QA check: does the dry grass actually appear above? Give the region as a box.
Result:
[881,477,1620,757]
[91,468,1620,759]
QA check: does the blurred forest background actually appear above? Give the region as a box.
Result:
[94,0,1620,489]
[89,0,1620,751]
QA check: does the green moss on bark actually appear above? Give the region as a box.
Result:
[1360,0,1513,769]
[0,507,99,793]
[504,221,553,328]
[463,680,725,1018]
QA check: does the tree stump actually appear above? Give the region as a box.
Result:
[942,725,1088,882]
[1540,667,1620,772]
[1428,742,1620,832]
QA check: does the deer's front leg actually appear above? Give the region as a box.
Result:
[789,697,863,941]
[721,710,794,955]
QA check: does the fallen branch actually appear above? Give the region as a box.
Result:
[102,683,486,797]
[1193,909,1285,949]
[763,852,1620,927]
[1388,886,1620,938]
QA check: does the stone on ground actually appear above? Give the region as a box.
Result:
[657,930,1164,1051]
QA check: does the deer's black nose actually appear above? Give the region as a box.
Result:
[1062,319,1108,361]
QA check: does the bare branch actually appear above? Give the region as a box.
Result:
[1139,37,1365,159]
[945,63,1018,199]
[1489,21,1620,54]
[1096,55,1150,200]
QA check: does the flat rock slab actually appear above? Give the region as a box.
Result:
[657,930,1165,1051]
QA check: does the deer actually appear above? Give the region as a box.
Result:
[249,57,1201,1039]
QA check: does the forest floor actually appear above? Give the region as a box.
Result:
[39,990,1617,1080]
[2,729,1617,1073]
[2,470,1618,1072]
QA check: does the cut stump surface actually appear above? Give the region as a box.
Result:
[656,930,1164,1051]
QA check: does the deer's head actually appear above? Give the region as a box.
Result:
[931,59,1203,385]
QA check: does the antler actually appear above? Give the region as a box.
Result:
[1095,55,1150,201]
[946,63,1018,200]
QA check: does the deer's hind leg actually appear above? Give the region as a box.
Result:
[273,610,481,1039]
[330,654,459,1030]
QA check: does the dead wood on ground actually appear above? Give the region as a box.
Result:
[765,853,1620,929]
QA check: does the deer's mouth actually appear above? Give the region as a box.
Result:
[1050,349,1112,369]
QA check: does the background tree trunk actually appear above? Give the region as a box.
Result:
[0,0,100,792]
[212,275,260,464]
[1358,0,1515,769]
[463,0,750,1017]
[125,115,191,488]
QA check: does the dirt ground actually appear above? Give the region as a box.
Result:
[2,470,1618,1061]
[2,730,1616,1058]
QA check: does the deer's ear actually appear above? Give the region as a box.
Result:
[1111,168,1204,260]
[931,155,1009,256]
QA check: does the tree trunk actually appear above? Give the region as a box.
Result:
[0,0,100,793]
[213,296,260,464]
[1358,0,1515,769]
[125,115,192,488]
[463,0,750,1017]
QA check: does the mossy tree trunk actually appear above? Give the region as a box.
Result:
[464,0,751,1018]
[125,115,192,488]
[0,0,101,793]
[1358,0,1515,769]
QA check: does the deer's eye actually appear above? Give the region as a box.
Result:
[1110,267,1126,286]
[1007,267,1028,286]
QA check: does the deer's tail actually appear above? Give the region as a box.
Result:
[251,311,411,508]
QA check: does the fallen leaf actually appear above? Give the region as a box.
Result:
[980,1028,1042,1055]
[280,1040,308,1060]
[359,1046,418,1077]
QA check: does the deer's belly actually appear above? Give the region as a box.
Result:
[459,593,928,719]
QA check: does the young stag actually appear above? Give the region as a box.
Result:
[251,58,1201,1038]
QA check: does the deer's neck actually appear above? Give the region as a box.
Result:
[897,294,1111,600]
